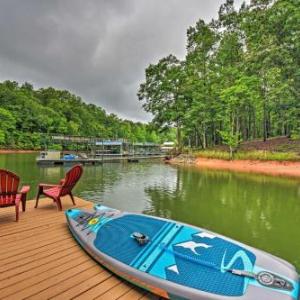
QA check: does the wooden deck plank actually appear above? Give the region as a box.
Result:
[0,229,71,252]
[0,242,78,275]
[0,241,81,276]
[1,227,72,249]
[3,261,96,300]
[0,230,73,258]
[1,248,84,286]
[0,197,91,223]
[73,276,122,300]
[0,216,67,236]
[0,252,90,297]
[0,217,66,237]
[118,287,148,300]
[51,271,116,300]
[0,221,72,244]
[0,223,69,245]
[0,198,160,300]
[0,212,61,226]
[0,197,86,219]
[27,265,105,300]
[0,234,74,262]
[94,281,132,300]
[0,203,90,236]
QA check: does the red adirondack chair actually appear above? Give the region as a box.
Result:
[35,164,83,211]
[0,169,30,221]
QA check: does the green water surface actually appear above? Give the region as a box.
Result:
[1,153,299,271]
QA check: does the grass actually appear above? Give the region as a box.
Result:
[193,150,300,161]
[188,137,300,161]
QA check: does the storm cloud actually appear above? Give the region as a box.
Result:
[0,0,246,122]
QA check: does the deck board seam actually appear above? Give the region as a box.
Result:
[0,256,89,297]
[0,248,84,279]
[0,236,75,261]
[22,264,101,300]
[1,245,76,273]
[0,229,73,251]
[95,281,133,300]
[32,267,107,300]
[0,250,86,289]
[51,270,113,300]
[4,260,96,299]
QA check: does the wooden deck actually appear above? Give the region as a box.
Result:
[0,197,160,300]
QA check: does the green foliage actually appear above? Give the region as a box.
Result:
[218,130,241,159]
[290,131,300,141]
[49,144,63,151]
[138,55,187,148]
[0,107,16,145]
[0,81,172,149]
[138,0,300,155]
[195,150,299,161]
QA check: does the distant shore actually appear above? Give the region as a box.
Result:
[170,156,300,179]
[0,149,39,154]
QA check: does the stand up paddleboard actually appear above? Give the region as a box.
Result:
[66,205,299,300]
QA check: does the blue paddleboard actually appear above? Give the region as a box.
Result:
[66,205,299,300]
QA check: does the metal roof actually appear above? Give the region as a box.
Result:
[95,140,123,146]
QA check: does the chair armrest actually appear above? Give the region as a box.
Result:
[38,183,58,188]
[20,185,30,194]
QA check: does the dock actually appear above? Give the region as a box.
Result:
[36,155,165,165]
[0,198,160,300]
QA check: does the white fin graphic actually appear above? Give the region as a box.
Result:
[195,232,216,239]
[175,241,211,255]
[168,265,179,274]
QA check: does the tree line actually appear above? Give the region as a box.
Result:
[138,0,299,156]
[0,81,175,149]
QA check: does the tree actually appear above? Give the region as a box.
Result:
[138,55,187,149]
[0,81,168,149]
[138,0,299,151]
[219,76,260,158]
[183,20,218,148]
[0,108,16,145]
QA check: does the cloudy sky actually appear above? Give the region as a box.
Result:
[0,0,246,122]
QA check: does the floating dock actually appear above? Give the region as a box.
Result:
[0,198,159,300]
[36,155,165,165]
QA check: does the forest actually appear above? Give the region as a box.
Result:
[138,0,299,156]
[0,0,298,153]
[0,81,174,149]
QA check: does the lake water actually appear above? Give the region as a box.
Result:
[1,153,300,271]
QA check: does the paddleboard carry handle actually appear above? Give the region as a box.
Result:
[132,232,150,245]
[230,269,294,291]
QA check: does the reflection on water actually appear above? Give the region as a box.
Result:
[0,153,299,270]
[145,167,300,271]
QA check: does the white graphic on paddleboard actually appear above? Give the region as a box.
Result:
[164,230,256,297]
[175,241,212,255]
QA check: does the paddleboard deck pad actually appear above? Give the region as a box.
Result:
[66,205,299,300]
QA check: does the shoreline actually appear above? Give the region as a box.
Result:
[170,156,300,179]
[0,149,39,154]
[2,149,300,179]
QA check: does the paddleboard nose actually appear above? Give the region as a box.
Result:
[65,208,81,218]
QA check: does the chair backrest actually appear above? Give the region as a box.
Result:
[0,169,20,205]
[0,169,20,195]
[60,165,83,196]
